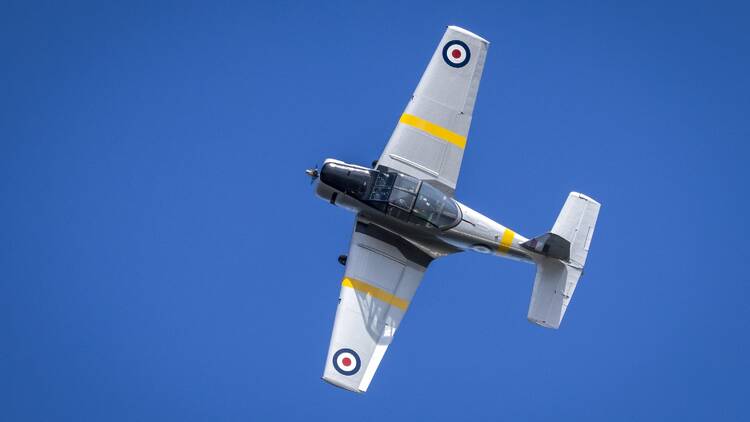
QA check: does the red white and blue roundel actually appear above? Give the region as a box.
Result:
[442,40,471,68]
[333,348,361,376]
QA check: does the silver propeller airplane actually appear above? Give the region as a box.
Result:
[307,26,601,393]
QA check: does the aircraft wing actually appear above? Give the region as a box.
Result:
[377,26,489,194]
[322,218,432,392]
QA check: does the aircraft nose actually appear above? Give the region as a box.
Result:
[306,167,319,185]
[306,168,318,178]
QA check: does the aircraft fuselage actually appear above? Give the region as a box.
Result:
[312,159,535,263]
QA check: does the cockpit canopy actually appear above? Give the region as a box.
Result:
[320,162,461,229]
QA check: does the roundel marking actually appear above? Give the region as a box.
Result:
[442,40,471,68]
[332,348,361,376]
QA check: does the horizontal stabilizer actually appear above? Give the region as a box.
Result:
[527,259,582,329]
[527,192,600,329]
[551,192,600,268]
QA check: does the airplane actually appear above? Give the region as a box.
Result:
[306,26,601,393]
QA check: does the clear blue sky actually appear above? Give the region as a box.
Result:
[2,1,749,420]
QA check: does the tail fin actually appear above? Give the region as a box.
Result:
[526,192,601,329]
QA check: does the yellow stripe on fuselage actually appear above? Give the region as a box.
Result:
[342,277,409,311]
[399,114,467,149]
[498,228,515,253]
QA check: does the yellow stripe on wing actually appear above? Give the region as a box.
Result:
[399,113,467,149]
[342,277,409,311]
[498,228,515,253]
